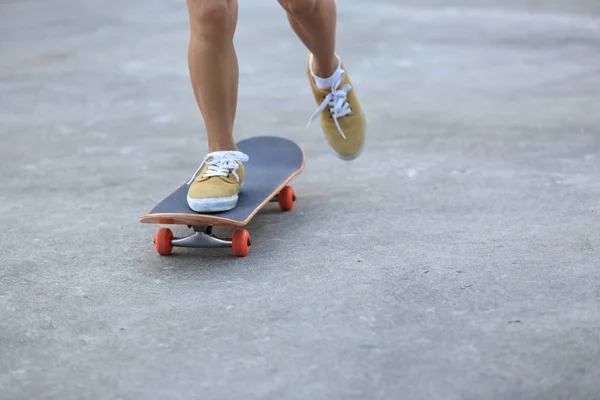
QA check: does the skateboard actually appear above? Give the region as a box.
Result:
[140,136,305,257]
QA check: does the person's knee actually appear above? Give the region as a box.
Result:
[278,0,317,17]
[187,0,235,40]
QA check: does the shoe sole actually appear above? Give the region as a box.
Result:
[187,194,239,213]
[329,111,366,161]
[334,145,363,161]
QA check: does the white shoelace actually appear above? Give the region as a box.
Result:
[187,151,249,185]
[306,70,353,139]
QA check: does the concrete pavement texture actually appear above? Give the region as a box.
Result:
[1,0,599,399]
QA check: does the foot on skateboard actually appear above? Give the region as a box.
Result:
[141,136,305,257]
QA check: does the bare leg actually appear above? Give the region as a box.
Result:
[278,0,338,78]
[186,0,239,152]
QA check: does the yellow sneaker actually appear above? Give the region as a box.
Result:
[186,151,249,212]
[306,54,365,160]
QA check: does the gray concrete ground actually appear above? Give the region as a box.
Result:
[1,0,599,399]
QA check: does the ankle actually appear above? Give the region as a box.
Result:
[311,53,340,79]
[208,142,238,153]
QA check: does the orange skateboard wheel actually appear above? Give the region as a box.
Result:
[232,229,251,257]
[278,186,295,211]
[154,228,173,255]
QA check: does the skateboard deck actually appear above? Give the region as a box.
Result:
[140,136,305,256]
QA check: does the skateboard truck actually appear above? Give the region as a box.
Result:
[155,225,253,257]
[171,226,243,249]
